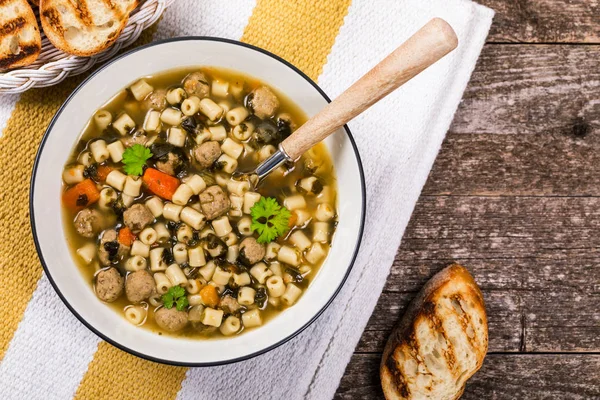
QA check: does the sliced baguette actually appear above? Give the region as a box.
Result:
[40,0,139,56]
[0,0,42,70]
[380,264,488,400]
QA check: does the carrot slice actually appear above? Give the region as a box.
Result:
[142,168,180,200]
[62,179,100,212]
[199,285,219,308]
[96,165,112,182]
[118,227,136,247]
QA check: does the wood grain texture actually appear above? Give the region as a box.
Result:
[480,0,600,43]
[336,354,600,400]
[449,45,599,136]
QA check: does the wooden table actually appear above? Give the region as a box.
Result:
[335,1,599,398]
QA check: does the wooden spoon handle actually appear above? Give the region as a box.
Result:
[280,18,459,160]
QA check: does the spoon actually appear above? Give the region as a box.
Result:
[240,18,458,185]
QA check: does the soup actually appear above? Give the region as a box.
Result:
[61,67,338,338]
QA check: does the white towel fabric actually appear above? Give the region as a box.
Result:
[0,0,493,399]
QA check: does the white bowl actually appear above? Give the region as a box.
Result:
[30,38,365,366]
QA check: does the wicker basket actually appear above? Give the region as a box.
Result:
[0,0,174,94]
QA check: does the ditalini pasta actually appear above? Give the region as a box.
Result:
[61,67,337,338]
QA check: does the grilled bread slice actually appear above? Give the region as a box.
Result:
[381,264,488,400]
[40,0,139,56]
[0,0,42,70]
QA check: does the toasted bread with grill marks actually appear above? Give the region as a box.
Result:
[0,0,42,71]
[380,264,488,400]
[40,0,139,56]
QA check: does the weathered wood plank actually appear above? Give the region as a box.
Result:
[423,133,600,196]
[480,0,600,43]
[335,354,600,400]
[450,45,599,136]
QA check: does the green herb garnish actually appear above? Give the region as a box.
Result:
[161,285,189,311]
[250,197,291,244]
[122,144,152,176]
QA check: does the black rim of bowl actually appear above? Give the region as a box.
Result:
[29,36,366,367]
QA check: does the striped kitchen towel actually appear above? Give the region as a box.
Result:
[0,0,494,399]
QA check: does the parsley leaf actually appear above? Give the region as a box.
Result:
[161,285,188,311]
[250,197,291,244]
[122,144,152,176]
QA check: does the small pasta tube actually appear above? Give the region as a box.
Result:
[298,176,323,195]
[198,260,217,281]
[216,154,238,174]
[227,179,250,196]
[172,183,194,205]
[62,165,85,185]
[153,223,170,243]
[293,209,311,227]
[258,145,276,162]
[183,174,206,195]
[130,79,153,101]
[168,127,187,147]
[131,240,150,258]
[268,296,280,308]
[154,272,172,294]
[188,304,204,321]
[148,294,162,307]
[167,87,186,105]
[195,129,211,144]
[123,176,142,197]
[163,203,183,221]
[265,242,280,260]
[199,227,216,238]
[316,185,335,204]
[106,170,126,191]
[289,230,311,251]
[241,309,262,328]
[312,222,330,243]
[222,232,237,246]
[237,286,256,306]
[299,265,312,277]
[269,261,283,277]
[78,151,94,166]
[89,140,109,163]
[201,308,224,327]
[281,283,302,306]
[212,267,232,285]
[94,110,112,131]
[305,242,326,264]
[211,216,232,237]
[188,295,204,308]
[187,278,200,294]
[113,113,136,136]
[166,263,188,287]
[121,193,135,207]
[176,224,193,243]
[188,246,206,267]
[173,243,188,264]
[211,80,229,98]
[221,138,244,159]
[218,100,232,113]
[180,206,206,230]
[220,316,241,336]
[243,192,261,214]
[199,98,224,121]
[226,244,239,263]
[124,305,147,325]
[232,122,254,141]
[208,125,227,141]
[145,196,164,218]
[76,243,96,264]
[283,195,307,211]
[160,108,183,126]
[214,172,229,187]
[316,203,335,221]
[277,245,300,266]
[237,217,252,236]
[98,187,117,211]
[139,227,158,245]
[266,276,286,297]
[250,262,273,284]
[229,194,243,217]
[107,141,125,163]
[125,255,147,272]
[225,106,249,126]
[143,110,161,133]
[181,96,201,116]
[233,272,251,287]
[230,81,244,99]
[150,247,168,272]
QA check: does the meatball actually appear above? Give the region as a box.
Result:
[155,307,188,332]
[74,208,103,238]
[125,270,155,303]
[95,267,124,302]
[219,295,241,314]
[142,89,167,111]
[156,152,183,176]
[239,237,266,265]
[193,141,221,169]
[123,204,154,232]
[98,229,129,266]
[183,72,210,98]
[248,86,280,119]
[199,185,230,220]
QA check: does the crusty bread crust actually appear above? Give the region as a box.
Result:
[40,0,139,56]
[0,0,42,70]
[380,264,488,400]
